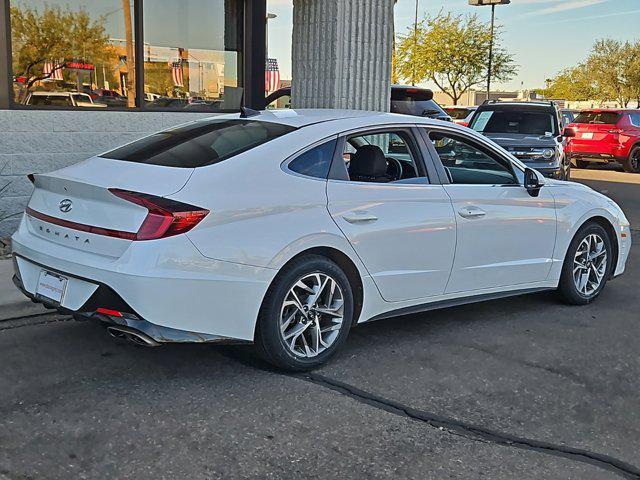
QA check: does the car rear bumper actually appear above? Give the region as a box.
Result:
[567,143,628,162]
[11,216,276,342]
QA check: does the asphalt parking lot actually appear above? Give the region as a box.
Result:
[1,166,639,480]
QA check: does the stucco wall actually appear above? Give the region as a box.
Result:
[292,0,394,111]
[0,110,214,237]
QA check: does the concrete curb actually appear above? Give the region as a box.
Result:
[0,257,47,321]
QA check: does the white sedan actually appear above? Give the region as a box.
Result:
[11,109,631,370]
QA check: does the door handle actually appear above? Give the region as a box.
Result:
[342,213,378,224]
[458,206,486,219]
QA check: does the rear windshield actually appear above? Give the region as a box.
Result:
[391,89,447,117]
[470,107,557,136]
[101,120,296,168]
[445,108,472,120]
[573,112,622,125]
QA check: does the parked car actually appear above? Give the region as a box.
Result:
[145,97,189,109]
[12,109,630,370]
[90,88,127,107]
[566,109,640,173]
[23,91,107,108]
[266,85,452,121]
[444,106,477,127]
[468,100,572,180]
[561,109,579,127]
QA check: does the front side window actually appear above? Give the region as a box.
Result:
[143,0,243,112]
[10,0,136,108]
[101,120,295,168]
[339,131,426,184]
[429,131,517,185]
[288,140,337,179]
[470,108,557,136]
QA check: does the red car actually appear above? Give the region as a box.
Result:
[444,106,477,127]
[566,109,640,173]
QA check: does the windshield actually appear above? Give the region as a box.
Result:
[470,108,557,136]
[101,120,296,168]
[390,89,446,117]
[573,112,622,125]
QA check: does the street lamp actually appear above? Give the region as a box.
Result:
[266,13,277,61]
[469,0,510,101]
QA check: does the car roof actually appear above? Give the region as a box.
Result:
[202,109,448,128]
[479,101,554,109]
[579,108,639,113]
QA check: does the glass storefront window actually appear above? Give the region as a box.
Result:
[10,0,136,108]
[143,0,243,111]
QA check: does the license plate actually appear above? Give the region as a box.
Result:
[581,132,594,139]
[36,270,68,304]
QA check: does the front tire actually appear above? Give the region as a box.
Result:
[255,255,354,371]
[558,222,613,305]
[622,146,640,173]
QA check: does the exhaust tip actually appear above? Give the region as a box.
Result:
[106,326,159,347]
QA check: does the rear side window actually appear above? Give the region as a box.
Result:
[574,112,622,125]
[288,140,337,179]
[101,120,296,168]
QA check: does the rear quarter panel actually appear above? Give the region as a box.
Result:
[176,124,369,274]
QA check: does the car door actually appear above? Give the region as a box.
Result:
[326,127,456,302]
[420,127,557,294]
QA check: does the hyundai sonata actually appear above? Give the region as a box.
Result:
[11,109,631,370]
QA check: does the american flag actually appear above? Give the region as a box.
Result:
[265,58,280,94]
[43,61,63,81]
[170,59,184,87]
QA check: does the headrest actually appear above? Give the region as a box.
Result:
[349,145,387,178]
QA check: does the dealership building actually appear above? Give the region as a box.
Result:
[0,0,395,236]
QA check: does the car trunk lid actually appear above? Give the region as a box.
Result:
[25,157,194,257]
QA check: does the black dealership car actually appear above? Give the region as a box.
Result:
[265,85,451,121]
[468,101,572,180]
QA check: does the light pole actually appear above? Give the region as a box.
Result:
[412,0,419,86]
[469,0,510,101]
[266,13,277,61]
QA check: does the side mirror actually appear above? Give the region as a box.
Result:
[524,168,544,197]
[562,127,576,138]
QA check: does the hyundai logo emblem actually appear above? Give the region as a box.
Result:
[59,199,73,213]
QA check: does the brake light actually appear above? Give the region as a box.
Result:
[97,307,123,317]
[109,189,209,240]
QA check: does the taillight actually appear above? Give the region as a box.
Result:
[109,189,209,241]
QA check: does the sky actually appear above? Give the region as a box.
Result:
[267,0,640,91]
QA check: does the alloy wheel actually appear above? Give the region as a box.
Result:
[573,233,608,297]
[279,273,344,358]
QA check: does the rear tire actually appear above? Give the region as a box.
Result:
[558,222,613,305]
[622,146,640,173]
[575,159,590,169]
[254,255,354,371]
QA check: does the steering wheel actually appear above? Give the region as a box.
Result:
[386,157,403,181]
